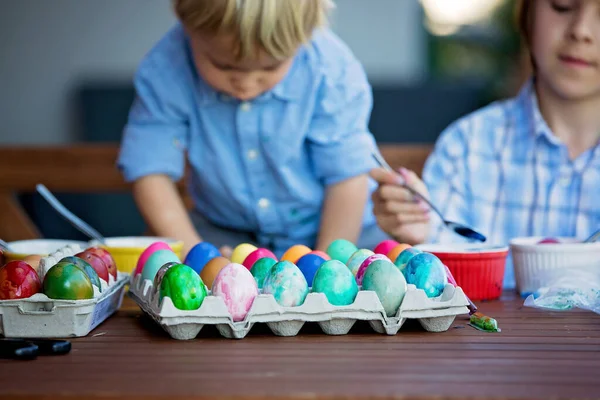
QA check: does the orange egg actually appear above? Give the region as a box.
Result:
[21,254,43,273]
[200,256,230,290]
[387,244,412,263]
[281,244,312,264]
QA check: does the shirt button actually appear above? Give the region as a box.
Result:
[247,149,258,160]
[558,176,571,186]
[258,198,270,209]
[240,102,251,111]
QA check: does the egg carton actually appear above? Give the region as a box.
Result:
[129,273,470,340]
[0,246,129,338]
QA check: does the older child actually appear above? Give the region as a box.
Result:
[118,0,388,257]
[370,0,600,288]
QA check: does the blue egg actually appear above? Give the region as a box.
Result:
[184,242,221,274]
[394,248,423,276]
[296,254,327,286]
[405,253,448,298]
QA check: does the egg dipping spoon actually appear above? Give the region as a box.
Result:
[371,152,486,243]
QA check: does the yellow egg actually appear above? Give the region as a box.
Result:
[21,254,43,273]
[230,243,258,264]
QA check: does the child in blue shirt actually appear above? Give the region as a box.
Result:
[370,0,600,289]
[117,0,389,257]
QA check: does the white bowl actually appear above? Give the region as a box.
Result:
[3,239,88,259]
[509,236,600,296]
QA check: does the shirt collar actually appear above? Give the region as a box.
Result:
[519,77,563,146]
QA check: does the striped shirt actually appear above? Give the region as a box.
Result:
[422,79,600,289]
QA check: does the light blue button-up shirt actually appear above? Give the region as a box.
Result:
[423,79,600,289]
[117,24,379,250]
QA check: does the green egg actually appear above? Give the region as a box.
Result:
[326,239,358,264]
[43,262,94,300]
[311,260,358,306]
[159,264,207,310]
[362,259,407,317]
[250,257,278,288]
[60,256,102,292]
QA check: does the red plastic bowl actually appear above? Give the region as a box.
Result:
[416,244,509,301]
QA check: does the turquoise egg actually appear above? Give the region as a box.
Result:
[394,247,423,276]
[405,253,448,298]
[250,257,278,288]
[326,239,358,264]
[346,249,374,276]
[141,249,181,283]
[262,261,308,307]
[311,260,358,306]
[362,259,407,317]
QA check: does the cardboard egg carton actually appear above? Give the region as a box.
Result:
[0,246,129,338]
[129,272,470,340]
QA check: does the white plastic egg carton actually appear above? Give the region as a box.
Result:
[0,245,129,338]
[129,273,470,340]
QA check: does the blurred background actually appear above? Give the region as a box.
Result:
[0,0,527,240]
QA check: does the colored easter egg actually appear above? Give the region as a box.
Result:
[373,239,400,256]
[200,256,230,290]
[75,251,109,282]
[281,244,312,264]
[356,254,390,285]
[60,256,101,292]
[405,253,448,298]
[262,261,309,307]
[242,248,277,270]
[159,264,207,310]
[250,257,278,288]
[394,247,423,275]
[308,250,331,260]
[141,249,180,283]
[212,263,259,322]
[346,249,375,276]
[0,261,41,300]
[184,242,221,274]
[362,259,407,317]
[43,262,94,300]
[231,243,258,264]
[326,239,358,264]
[296,253,327,286]
[311,260,358,306]
[387,243,412,263]
[84,247,117,278]
[134,242,172,275]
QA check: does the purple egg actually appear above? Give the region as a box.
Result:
[356,254,390,285]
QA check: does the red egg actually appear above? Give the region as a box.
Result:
[242,248,277,270]
[75,251,109,282]
[0,261,41,300]
[83,247,117,278]
[373,239,400,256]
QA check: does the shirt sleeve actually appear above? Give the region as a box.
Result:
[306,60,377,186]
[117,59,189,183]
[422,121,473,244]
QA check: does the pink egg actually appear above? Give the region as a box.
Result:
[356,254,390,285]
[134,242,172,275]
[212,263,259,322]
[373,239,400,256]
[242,248,277,270]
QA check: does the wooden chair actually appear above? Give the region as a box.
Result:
[0,143,433,241]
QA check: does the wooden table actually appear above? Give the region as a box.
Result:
[1,292,599,400]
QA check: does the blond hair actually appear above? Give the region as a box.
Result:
[174,0,334,61]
